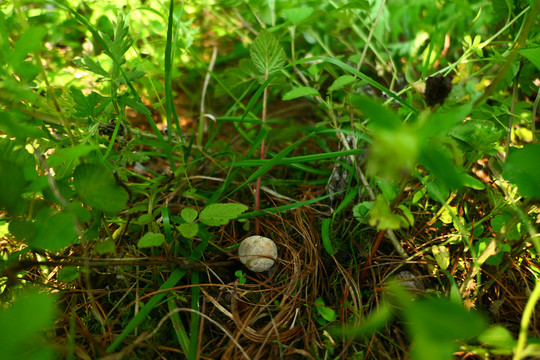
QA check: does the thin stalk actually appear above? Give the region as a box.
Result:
[255,84,269,234]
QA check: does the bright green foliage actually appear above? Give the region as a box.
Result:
[250,30,286,77]
[503,144,540,197]
[0,289,57,360]
[137,231,165,248]
[282,86,320,100]
[314,297,337,325]
[73,164,129,214]
[199,203,249,226]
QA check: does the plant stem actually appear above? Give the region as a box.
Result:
[255,82,269,234]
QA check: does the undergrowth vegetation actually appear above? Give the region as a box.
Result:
[1,0,540,359]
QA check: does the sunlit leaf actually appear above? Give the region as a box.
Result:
[250,30,286,76]
[199,203,248,226]
[73,163,128,214]
[137,232,165,248]
[282,86,320,100]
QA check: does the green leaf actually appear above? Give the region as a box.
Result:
[349,95,402,130]
[328,75,357,93]
[431,245,450,270]
[94,239,116,254]
[397,205,414,227]
[315,297,336,322]
[502,144,540,197]
[73,54,109,77]
[478,325,516,351]
[12,26,47,63]
[321,218,337,255]
[353,201,374,223]
[57,267,80,282]
[199,203,248,226]
[491,213,521,241]
[0,288,57,360]
[73,163,129,214]
[179,223,198,239]
[520,47,540,71]
[137,232,165,248]
[282,86,320,100]
[406,298,487,360]
[48,144,100,168]
[368,195,402,230]
[419,146,463,189]
[250,30,286,76]
[283,7,314,24]
[181,208,198,223]
[31,211,77,251]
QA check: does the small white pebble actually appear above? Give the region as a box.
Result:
[238,236,278,272]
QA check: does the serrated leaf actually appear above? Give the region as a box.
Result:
[179,223,198,238]
[199,203,248,226]
[74,54,109,77]
[118,94,152,117]
[282,86,320,101]
[181,208,198,223]
[431,245,450,270]
[58,267,79,282]
[328,75,357,92]
[137,232,165,248]
[283,7,314,24]
[73,163,128,214]
[250,30,286,76]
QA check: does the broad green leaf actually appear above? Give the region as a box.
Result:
[136,214,154,225]
[12,26,47,63]
[431,245,450,270]
[315,297,336,322]
[368,195,402,230]
[282,86,320,101]
[369,127,419,180]
[0,111,43,140]
[283,7,314,24]
[478,325,516,352]
[419,146,463,189]
[181,208,198,223]
[328,75,357,93]
[57,267,80,282]
[502,144,540,197]
[405,298,487,360]
[73,163,128,214]
[199,203,248,226]
[31,212,77,251]
[491,213,521,241]
[459,172,485,190]
[137,232,165,248]
[520,47,540,71]
[94,239,116,254]
[179,223,198,239]
[48,144,100,167]
[250,30,286,76]
[349,95,401,130]
[330,303,393,337]
[0,288,57,360]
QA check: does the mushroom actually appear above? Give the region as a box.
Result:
[238,236,278,272]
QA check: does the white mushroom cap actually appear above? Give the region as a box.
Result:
[238,236,278,272]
